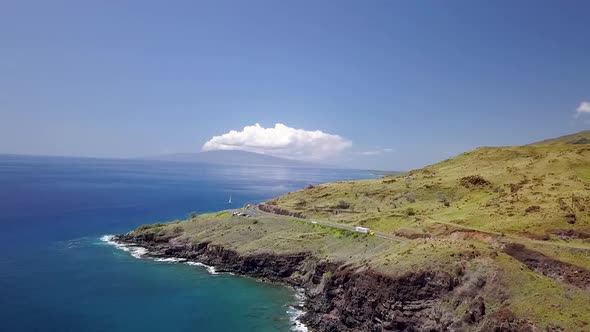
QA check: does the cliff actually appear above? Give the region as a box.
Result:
[116,131,590,331]
[114,230,519,331]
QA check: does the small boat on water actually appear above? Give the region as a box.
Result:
[228,195,232,204]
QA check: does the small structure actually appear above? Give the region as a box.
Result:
[355,226,370,234]
[232,211,248,217]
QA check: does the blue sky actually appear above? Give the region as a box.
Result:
[1,1,589,170]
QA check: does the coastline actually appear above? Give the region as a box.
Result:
[101,235,309,332]
[102,231,498,332]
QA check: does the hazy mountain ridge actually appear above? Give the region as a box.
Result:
[141,150,314,167]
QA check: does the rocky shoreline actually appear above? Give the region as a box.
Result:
[111,231,544,332]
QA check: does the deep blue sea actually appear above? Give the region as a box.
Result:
[0,155,373,332]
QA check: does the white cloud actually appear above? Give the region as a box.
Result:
[575,101,590,117]
[202,123,351,160]
[358,148,394,156]
[359,150,381,156]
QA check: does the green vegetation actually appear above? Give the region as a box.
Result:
[137,222,168,231]
[130,131,590,331]
[531,130,590,145]
[136,212,590,329]
[273,139,590,240]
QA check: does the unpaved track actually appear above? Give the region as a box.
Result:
[234,206,590,252]
[245,206,407,242]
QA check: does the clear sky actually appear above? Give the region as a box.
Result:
[1,1,589,170]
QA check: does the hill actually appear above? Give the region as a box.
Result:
[117,131,590,331]
[272,131,590,239]
[531,130,590,145]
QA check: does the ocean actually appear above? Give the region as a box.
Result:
[0,155,373,332]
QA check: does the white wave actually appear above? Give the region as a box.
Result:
[100,234,148,259]
[287,289,309,332]
[185,261,218,275]
[287,307,308,332]
[154,257,187,263]
[100,234,305,331]
[100,235,217,273]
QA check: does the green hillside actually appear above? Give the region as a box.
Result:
[271,133,590,243]
[532,130,590,145]
[126,131,590,331]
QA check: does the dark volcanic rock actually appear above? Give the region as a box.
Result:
[481,308,536,332]
[304,268,460,331]
[502,243,590,290]
[463,296,486,323]
[113,232,540,331]
[548,229,590,241]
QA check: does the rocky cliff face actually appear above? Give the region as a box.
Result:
[114,232,533,332]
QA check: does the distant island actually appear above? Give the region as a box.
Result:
[115,130,590,332]
[141,150,320,168]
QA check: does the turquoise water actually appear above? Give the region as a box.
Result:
[0,155,372,332]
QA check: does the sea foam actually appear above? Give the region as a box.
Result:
[101,234,307,330]
[100,235,148,259]
[287,289,309,332]
[185,261,218,275]
[154,257,187,263]
[100,235,219,275]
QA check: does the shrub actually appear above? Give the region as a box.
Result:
[509,178,530,193]
[460,175,491,188]
[335,200,351,209]
[437,192,450,206]
[486,198,499,207]
[565,213,577,224]
[295,200,307,208]
[406,207,416,216]
[172,225,184,234]
[137,223,166,231]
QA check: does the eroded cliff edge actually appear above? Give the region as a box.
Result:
[114,228,549,332]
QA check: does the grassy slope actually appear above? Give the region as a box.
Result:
[273,143,590,240]
[532,130,590,145]
[140,211,464,275]
[139,211,590,330]
[265,131,590,330]
[134,131,590,330]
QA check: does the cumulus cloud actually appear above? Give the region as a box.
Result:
[202,123,351,159]
[576,101,590,117]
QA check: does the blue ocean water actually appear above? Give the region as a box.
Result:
[0,155,373,332]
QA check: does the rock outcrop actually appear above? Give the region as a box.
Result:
[114,232,536,331]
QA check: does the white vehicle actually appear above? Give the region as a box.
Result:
[355,226,370,234]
